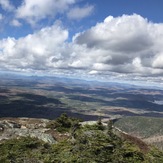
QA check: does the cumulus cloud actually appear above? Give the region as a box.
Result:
[74,14,163,76]
[0,0,14,11]
[1,14,163,83]
[75,14,153,51]
[16,0,76,25]
[0,23,69,71]
[67,5,94,20]
[152,53,163,69]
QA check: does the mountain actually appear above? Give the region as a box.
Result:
[0,115,163,163]
[0,74,163,162]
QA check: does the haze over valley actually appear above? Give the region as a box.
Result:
[0,73,163,120]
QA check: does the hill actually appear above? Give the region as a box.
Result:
[1,75,163,121]
[114,116,163,150]
[0,114,163,163]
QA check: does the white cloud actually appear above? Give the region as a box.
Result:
[152,53,163,69]
[0,23,69,71]
[1,14,163,84]
[16,0,76,25]
[0,0,14,11]
[10,19,22,27]
[75,14,153,51]
[73,14,163,76]
[67,5,94,20]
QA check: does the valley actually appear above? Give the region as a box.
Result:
[0,74,163,120]
[0,74,163,152]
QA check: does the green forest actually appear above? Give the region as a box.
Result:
[0,114,163,163]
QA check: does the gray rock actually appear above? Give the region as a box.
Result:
[0,119,56,144]
[0,120,21,129]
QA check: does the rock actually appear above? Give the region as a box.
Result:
[80,121,97,126]
[0,128,56,144]
[0,126,4,132]
[0,120,21,129]
[0,118,56,144]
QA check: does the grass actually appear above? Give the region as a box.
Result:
[114,116,163,138]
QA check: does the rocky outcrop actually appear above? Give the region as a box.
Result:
[0,118,56,144]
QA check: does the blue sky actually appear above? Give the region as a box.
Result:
[0,0,163,86]
[1,0,163,38]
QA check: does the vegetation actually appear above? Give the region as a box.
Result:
[46,113,82,132]
[114,116,163,151]
[1,76,163,120]
[0,114,163,162]
[114,116,163,138]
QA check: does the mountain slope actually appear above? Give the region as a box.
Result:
[0,115,163,162]
[114,116,163,150]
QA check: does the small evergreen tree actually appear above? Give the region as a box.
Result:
[107,119,113,135]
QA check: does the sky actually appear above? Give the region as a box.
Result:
[0,0,163,86]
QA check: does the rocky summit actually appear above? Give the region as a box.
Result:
[0,118,56,144]
[0,115,163,163]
